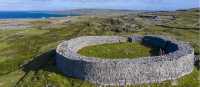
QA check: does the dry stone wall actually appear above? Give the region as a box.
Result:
[56,35,194,85]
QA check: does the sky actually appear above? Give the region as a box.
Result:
[0,0,199,11]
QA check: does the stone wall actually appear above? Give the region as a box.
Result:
[56,35,194,85]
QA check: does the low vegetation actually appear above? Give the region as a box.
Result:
[78,42,159,59]
[0,9,199,87]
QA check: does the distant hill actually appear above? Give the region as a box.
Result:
[46,9,146,16]
[45,8,199,16]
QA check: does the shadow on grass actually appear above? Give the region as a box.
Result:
[140,42,160,56]
[22,50,56,72]
[149,48,160,56]
[15,50,65,86]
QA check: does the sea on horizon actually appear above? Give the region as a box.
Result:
[0,11,79,19]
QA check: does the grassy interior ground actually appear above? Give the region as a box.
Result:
[78,42,159,59]
[0,9,199,87]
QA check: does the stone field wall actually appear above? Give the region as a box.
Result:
[56,35,194,85]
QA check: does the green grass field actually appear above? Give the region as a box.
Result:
[78,42,159,59]
[0,9,199,87]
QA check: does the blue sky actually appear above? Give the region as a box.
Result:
[0,0,199,11]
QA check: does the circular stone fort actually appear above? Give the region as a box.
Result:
[56,35,194,85]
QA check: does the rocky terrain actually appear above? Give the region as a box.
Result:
[0,8,199,87]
